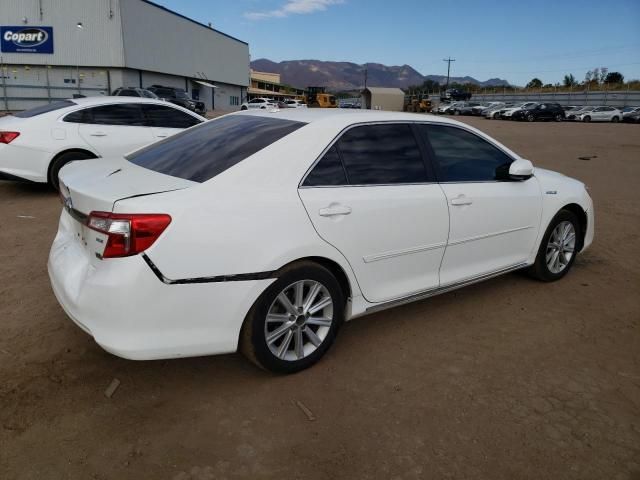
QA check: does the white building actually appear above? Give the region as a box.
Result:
[0,0,249,111]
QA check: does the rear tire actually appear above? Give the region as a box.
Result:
[527,209,581,282]
[555,113,563,121]
[611,116,619,123]
[527,114,535,122]
[48,151,95,192]
[583,115,591,123]
[240,261,345,374]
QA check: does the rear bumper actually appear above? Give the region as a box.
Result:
[0,144,50,183]
[48,209,274,360]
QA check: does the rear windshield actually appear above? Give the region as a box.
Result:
[127,115,306,182]
[14,100,76,117]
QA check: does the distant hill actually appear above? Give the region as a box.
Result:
[250,59,510,90]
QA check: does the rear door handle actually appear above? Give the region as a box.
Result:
[319,204,352,217]
[450,195,473,206]
[89,131,107,137]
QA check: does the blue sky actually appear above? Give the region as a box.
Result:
[158,0,640,86]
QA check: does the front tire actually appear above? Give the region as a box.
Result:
[583,115,591,123]
[527,114,535,122]
[240,261,345,373]
[528,210,581,282]
[48,151,95,191]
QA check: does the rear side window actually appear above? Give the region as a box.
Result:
[127,115,305,183]
[337,124,427,185]
[14,100,76,118]
[89,104,145,126]
[142,104,201,128]
[420,125,513,182]
[63,108,92,123]
[303,146,347,186]
[117,89,139,97]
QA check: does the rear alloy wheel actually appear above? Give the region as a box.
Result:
[240,261,344,373]
[555,113,563,121]
[48,151,95,192]
[493,112,500,119]
[583,115,591,123]
[611,116,619,123]
[528,210,581,282]
[527,114,535,122]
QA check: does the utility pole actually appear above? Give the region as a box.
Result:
[364,65,368,89]
[443,57,455,91]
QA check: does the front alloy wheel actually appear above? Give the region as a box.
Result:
[545,221,576,274]
[528,209,581,282]
[240,261,344,373]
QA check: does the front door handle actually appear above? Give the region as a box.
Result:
[450,195,473,206]
[89,131,107,137]
[319,204,352,217]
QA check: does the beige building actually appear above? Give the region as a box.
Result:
[248,69,305,101]
[361,87,405,111]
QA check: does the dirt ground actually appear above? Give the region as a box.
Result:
[1,117,639,480]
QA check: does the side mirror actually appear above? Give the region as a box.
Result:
[509,158,534,180]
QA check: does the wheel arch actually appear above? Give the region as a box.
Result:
[560,203,588,252]
[47,147,98,183]
[273,256,352,300]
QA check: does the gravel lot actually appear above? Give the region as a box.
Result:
[1,117,639,480]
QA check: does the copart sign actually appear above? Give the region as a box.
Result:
[1,26,54,53]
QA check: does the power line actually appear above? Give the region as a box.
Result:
[443,57,455,90]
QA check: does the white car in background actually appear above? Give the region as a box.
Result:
[437,102,464,114]
[283,99,307,108]
[500,102,538,119]
[49,109,594,373]
[621,106,640,118]
[484,103,512,119]
[575,106,622,123]
[0,97,205,190]
[240,97,277,110]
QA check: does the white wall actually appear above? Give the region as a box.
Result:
[0,0,125,67]
[119,0,249,87]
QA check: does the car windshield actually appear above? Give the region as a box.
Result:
[13,100,76,118]
[127,115,306,183]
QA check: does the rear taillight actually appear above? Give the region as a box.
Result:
[0,131,20,144]
[87,211,171,258]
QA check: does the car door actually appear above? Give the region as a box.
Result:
[77,103,155,157]
[298,123,449,303]
[417,124,542,286]
[141,103,203,140]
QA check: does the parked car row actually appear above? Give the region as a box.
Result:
[113,85,206,115]
[436,100,639,123]
[240,98,307,110]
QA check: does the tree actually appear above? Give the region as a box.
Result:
[604,71,624,84]
[563,74,578,87]
[526,78,543,89]
[598,67,608,84]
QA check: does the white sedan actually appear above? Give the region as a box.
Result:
[240,97,277,111]
[0,96,205,190]
[49,110,594,373]
[575,106,623,123]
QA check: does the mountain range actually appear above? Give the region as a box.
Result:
[250,59,510,90]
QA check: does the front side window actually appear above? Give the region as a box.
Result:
[89,104,145,126]
[128,115,305,183]
[420,125,513,182]
[337,124,427,185]
[142,104,201,128]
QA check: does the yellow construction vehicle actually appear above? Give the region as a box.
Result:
[305,86,338,108]
[403,94,432,113]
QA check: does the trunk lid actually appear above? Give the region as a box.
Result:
[57,157,196,265]
[58,156,196,214]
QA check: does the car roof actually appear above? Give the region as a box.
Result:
[67,96,169,106]
[235,108,472,129]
